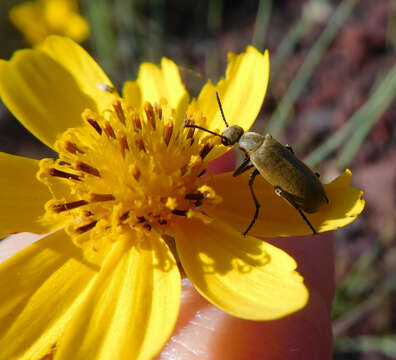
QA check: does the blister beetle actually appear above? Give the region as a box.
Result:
[185,92,329,236]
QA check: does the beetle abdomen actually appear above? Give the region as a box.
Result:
[249,134,328,213]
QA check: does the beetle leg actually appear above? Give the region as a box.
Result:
[285,144,294,154]
[274,186,317,235]
[243,169,260,236]
[233,156,254,177]
[296,208,317,234]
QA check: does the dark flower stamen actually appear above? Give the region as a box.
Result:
[49,168,81,181]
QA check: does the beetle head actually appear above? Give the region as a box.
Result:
[221,125,244,146]
[183,92,244,147]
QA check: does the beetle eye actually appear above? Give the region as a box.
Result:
[221,137,230,146]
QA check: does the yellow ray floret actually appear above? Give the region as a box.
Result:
[9,0,90,46]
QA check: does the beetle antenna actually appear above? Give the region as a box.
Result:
[184,124,225,140]
[215,92,230,128]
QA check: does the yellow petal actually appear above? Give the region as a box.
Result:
[9,1,46,46]
[122,80,142,110]
[204,169,365,237]
[188,47,269,161]
[63,13,90,42]
[319,169,365,231]
[0,36,114,149]
[0,230,98,360]
[9,0,89,46]
[56,232,181,360]
[175,218,308,320]
[0,152,65,238]
[131,57,190,111]
[45,0,78,24]
[193,47,269,133]
[45,0,90,43]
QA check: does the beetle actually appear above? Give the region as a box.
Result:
[185,92,329,236]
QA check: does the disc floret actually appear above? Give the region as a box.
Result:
[37,97,222,251]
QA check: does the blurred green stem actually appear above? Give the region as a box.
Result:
[387,2,396,50]
[83,0,116,78]
[306,64,396,168]
[208,0,223,32]
[333,285,388,336]
[206,0,223,80]
[252,0,273,51]
[270,16,311,78]
[337,66,396,168]
[267,0,359,137]
[338,242,383,297]
[114,0,141,79]
[147,0,165,63]
[334,336,396,357]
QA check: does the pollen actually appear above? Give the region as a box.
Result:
[37,96,222,252]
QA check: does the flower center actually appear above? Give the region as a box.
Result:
[37,96,222,252]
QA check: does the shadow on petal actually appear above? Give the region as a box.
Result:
[174,218,308,320]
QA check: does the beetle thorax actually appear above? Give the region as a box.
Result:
[238,132,265,154]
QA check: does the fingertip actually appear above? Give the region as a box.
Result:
[159,233,334,360]
[0,232,42,262]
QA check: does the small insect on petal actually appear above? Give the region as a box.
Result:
[185,92,329,236]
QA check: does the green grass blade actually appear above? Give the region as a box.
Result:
[270,16,312,78]
[387,3,396,51]
[206,0,223,80]
[337,65,396,168]
[306,64,396,168]
[82,0,116,77]
[334,336,396,357]
[251,0,273,52]
[267,0,359,137]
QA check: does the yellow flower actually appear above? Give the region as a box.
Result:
[9,0,89,46]
[0,36,364,359]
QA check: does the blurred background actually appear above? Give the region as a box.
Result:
[0,0,395,358]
